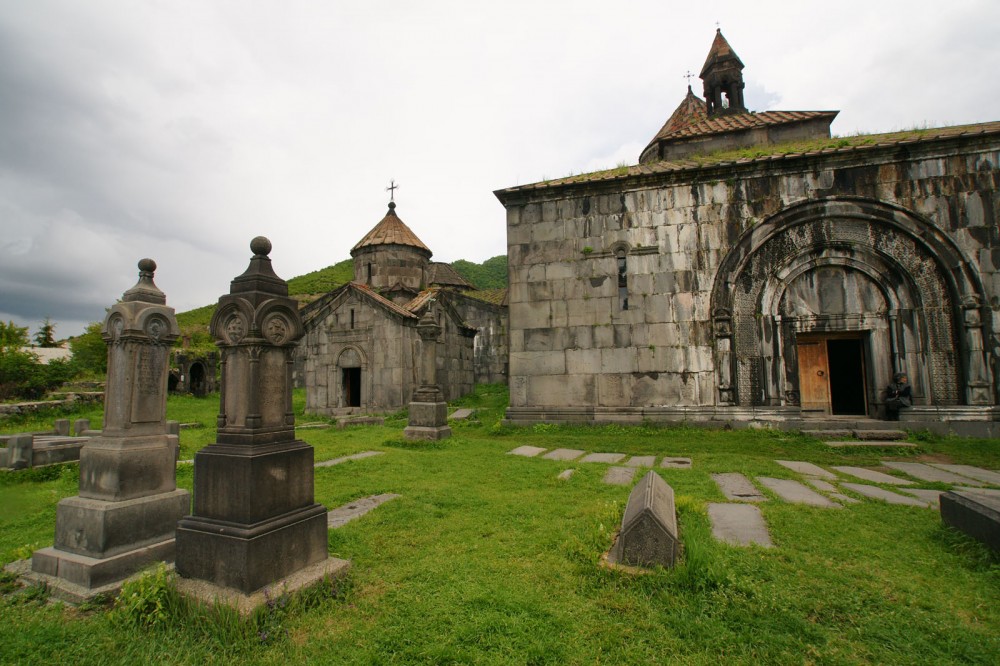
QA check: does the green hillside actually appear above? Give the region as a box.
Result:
[173,255,506,347]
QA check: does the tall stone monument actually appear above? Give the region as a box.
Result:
[175,237,330,595]
[31,259,190,596]
[404,307,452,440]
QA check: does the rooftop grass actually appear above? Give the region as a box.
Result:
[1,386,998,664]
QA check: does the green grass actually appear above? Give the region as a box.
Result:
[1,385,998,664]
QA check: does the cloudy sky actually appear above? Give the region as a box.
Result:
[2,1,999,339]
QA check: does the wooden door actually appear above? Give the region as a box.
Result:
[798,340,831,413]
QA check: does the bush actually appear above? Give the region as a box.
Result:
[68,322,107,375]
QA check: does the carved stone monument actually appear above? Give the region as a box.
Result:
[31,259,190,596]
[607,471,680,568]
[404,308,452,440]
[175,237,330,595]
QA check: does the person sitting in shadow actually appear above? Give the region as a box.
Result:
[884,372,912,421]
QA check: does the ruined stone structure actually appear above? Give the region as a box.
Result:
[172,351,217,396]
[299,202,507,415]
[496,30,1000,431]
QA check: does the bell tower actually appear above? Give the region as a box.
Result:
[701,29,746,115]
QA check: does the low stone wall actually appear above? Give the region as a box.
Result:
[0,393,104,416]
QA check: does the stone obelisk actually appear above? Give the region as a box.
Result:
[175,237,330,595]
[31,259,190,598]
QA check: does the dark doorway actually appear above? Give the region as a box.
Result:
[189,362,206,397]
[827,338,867,415]
[342,367,361,408]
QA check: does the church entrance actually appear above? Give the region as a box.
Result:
[342,367,362,408]
[797,334,867,416]
[189,362,206,397]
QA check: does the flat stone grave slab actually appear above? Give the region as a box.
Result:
[960,488,1000,498]
[832,466,914,485]
[557,469,575,480]
[825,441,917,448]
[315,451,384,468]
[940,490,1000,552]
[508,446,546,458]
[542,448,584,461]
[297,422,331,430]
[604,467,637,486]
[929,464,1000,486]
[624,455,656,468]
[803,429,852,440]
[881,461,984,486]
[580,452,626,464]
[707,503,773,547]
[661,457,692,469]
[840,483,929,507]
[449,408,474,420]
[775,460,836,479]
[327,493,401,528]
[757,477,839,508]
[803,478,861,504]
[900,488,946,508]
[855,429,906,441]
[712,473,767,502]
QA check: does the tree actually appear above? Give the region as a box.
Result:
[69,322,108,375]
[34,317,57,347]
[0,320,29,348]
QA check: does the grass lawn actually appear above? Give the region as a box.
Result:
[1,385,998,665]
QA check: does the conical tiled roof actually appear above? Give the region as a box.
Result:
[700,28,744,77]
[350,202,432,257]
[644,86,708,149]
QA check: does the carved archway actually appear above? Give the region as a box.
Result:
[711,197,992,409]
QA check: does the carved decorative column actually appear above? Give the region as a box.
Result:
[961,297,993,405]
[32,259,190,597]
[175,237,332,595]
[713,308,735,406]
[404,307,452,440]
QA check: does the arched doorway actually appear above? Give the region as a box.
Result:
[337,347,365,409]
[711,197,993,412]
[189,361,207,397]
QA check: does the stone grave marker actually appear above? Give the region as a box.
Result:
[603,466,637,486]
[775,460,836,479]
[607,471,680,568]
[30,259,190,600]
[543,448,584,461]
[840,483,929,507]
[175,238,342,599]
[707,503,773,547]
[508,446,546,457]
[580,452,626,464]
[928,464,1000,486]
[712,473,767,502]
[756,477,838,508]
[624,455,656,468]
[940,490,1000,552]
[881,461,984,485]
[404,308,452,440]
[832,466,914,485]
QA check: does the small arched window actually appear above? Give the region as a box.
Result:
[616,249,628,311]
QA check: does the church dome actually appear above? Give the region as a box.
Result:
[351,202,432,258]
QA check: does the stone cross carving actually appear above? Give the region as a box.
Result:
[404,306,452,440]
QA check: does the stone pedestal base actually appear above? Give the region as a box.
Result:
[174,555,350,615]
[30,487,189,593]
[175,504,329,594]
[405,401,451,440]
[31,536,177,592]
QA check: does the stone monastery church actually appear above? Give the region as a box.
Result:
[296,201,507,415]
[495,30,1000,433]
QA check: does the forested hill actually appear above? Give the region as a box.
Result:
[175,255,507,330]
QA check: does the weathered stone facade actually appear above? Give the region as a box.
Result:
[496,31,1000,429]
[299,202,507,416]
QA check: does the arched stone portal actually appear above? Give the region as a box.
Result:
[336,347,366,409]
[711,197,993,412]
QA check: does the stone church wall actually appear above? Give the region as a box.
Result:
[448,293,509,385]
[503,134,1000,421]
